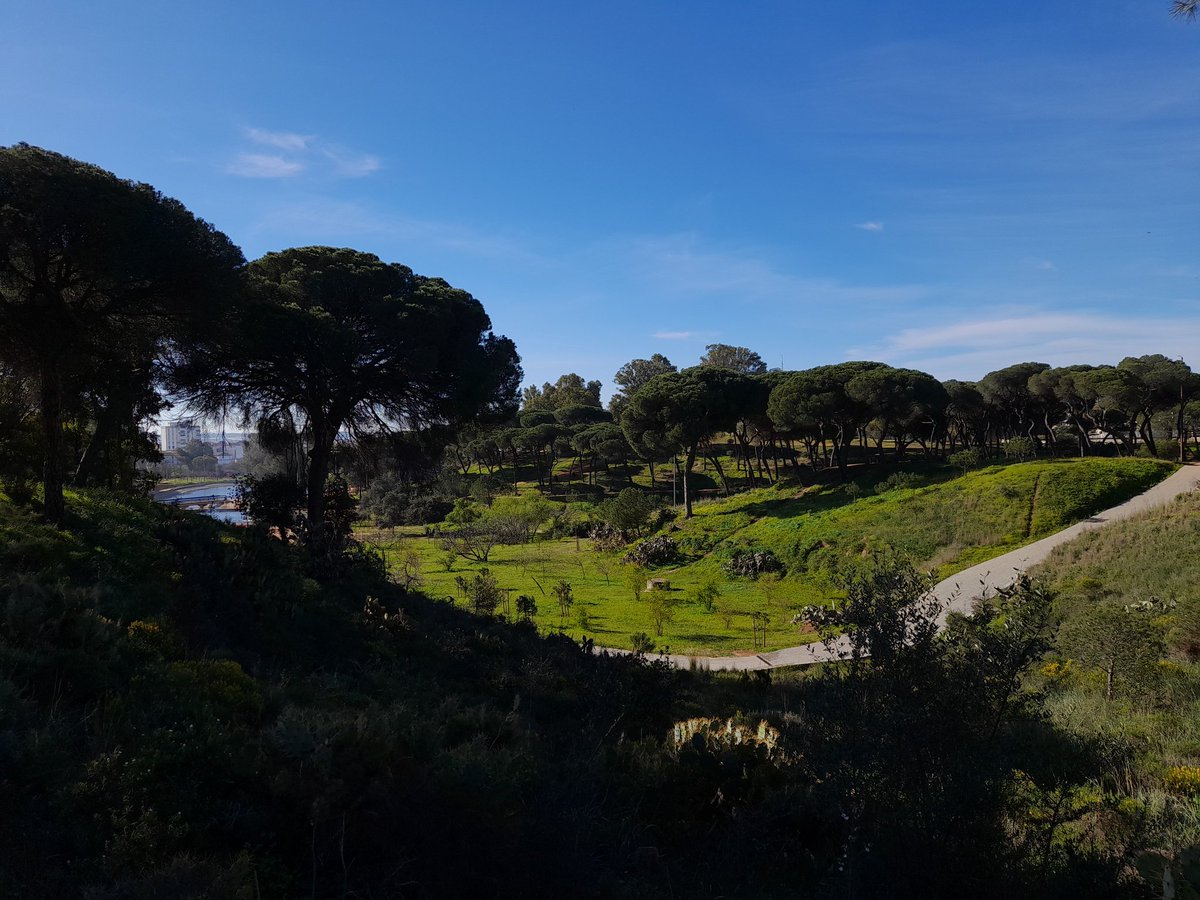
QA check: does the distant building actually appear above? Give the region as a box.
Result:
[215,440,247,468]
[161,419,203,452]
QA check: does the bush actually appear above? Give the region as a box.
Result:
[363,479,452,527]
[722,548,783,579]
[630,631,656,655]
[948,447,988,472]
[1004,437,1036,461]
[594,488,659,536]
[235,472,302,537]
[874,471,922,494]
[1164,766,1200,795]
[625,535,678,567]
[676,533,719,556]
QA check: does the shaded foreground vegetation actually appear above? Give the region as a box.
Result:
[386,457,1171,655]
[0,485,1189,898]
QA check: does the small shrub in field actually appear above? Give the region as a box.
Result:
[515,594,538,621]
[722,548,783,579]
[594,487,658,536]
[948,447,988,473]
[693,576,721,612]
[463,568,502,616]
[1164,766,1200,795]
[874,471,922,494]
[1004,437,1036,461]
[626,535,678,567]
[630,631,656,654]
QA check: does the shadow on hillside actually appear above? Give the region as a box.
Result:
[723,461,960,523]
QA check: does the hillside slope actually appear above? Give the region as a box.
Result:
[1027,489,1200,893]
[402,458,1173,655]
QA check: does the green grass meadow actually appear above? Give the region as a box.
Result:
[373,457,1173,656]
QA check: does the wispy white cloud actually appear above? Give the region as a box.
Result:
[226,153,305,178]
[325,149,382,177]
[246,127,313,151]
[853,311,1200,380]
[653,330,700,341]
[856,221,884,232]
[228,128,380,179]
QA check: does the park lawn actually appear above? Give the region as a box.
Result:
[388,533,794,656]
[375,457,1174,656]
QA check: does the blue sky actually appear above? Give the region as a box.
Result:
[3,1,1199,398]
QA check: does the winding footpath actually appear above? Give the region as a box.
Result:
[618,464,1200,672]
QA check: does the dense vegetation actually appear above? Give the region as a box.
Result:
[1,486,1188,898]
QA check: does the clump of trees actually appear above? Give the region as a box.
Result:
[0,145,521,560]
[0,144,244,521]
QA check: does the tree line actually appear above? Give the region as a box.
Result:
[4,142,1198,540]
[451,351,1200,518]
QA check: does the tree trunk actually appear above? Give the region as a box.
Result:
[682,446,696,518]
[306,421,334,551]
[1141,413,1158,457]
[73,399,119,488]
[39,363,66,525]
[707,453,731,496]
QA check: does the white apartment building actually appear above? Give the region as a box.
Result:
[161,419,203,452]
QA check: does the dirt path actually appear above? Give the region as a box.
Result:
[604,464,1200,672]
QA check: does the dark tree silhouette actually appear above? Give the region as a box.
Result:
[0,144,244,523]
[176,246,521,550]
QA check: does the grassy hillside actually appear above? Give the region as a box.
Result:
[390,458,1172,655]
[1028,488,1200,890]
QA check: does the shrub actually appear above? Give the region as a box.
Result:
[1004,437,1036,461]
[1164,766,1200,795]
[693,576,721,612]
[594,488,658,536]
[874,471,922,494]
[515,594,538,621]
[235,472,302,537]
[630,631,656,655]
[948,447,988,473]
[722,548,783,579]
[625,535,678,567]
[463,568,502,616]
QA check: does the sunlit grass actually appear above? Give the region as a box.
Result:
[371,457,1173,655]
